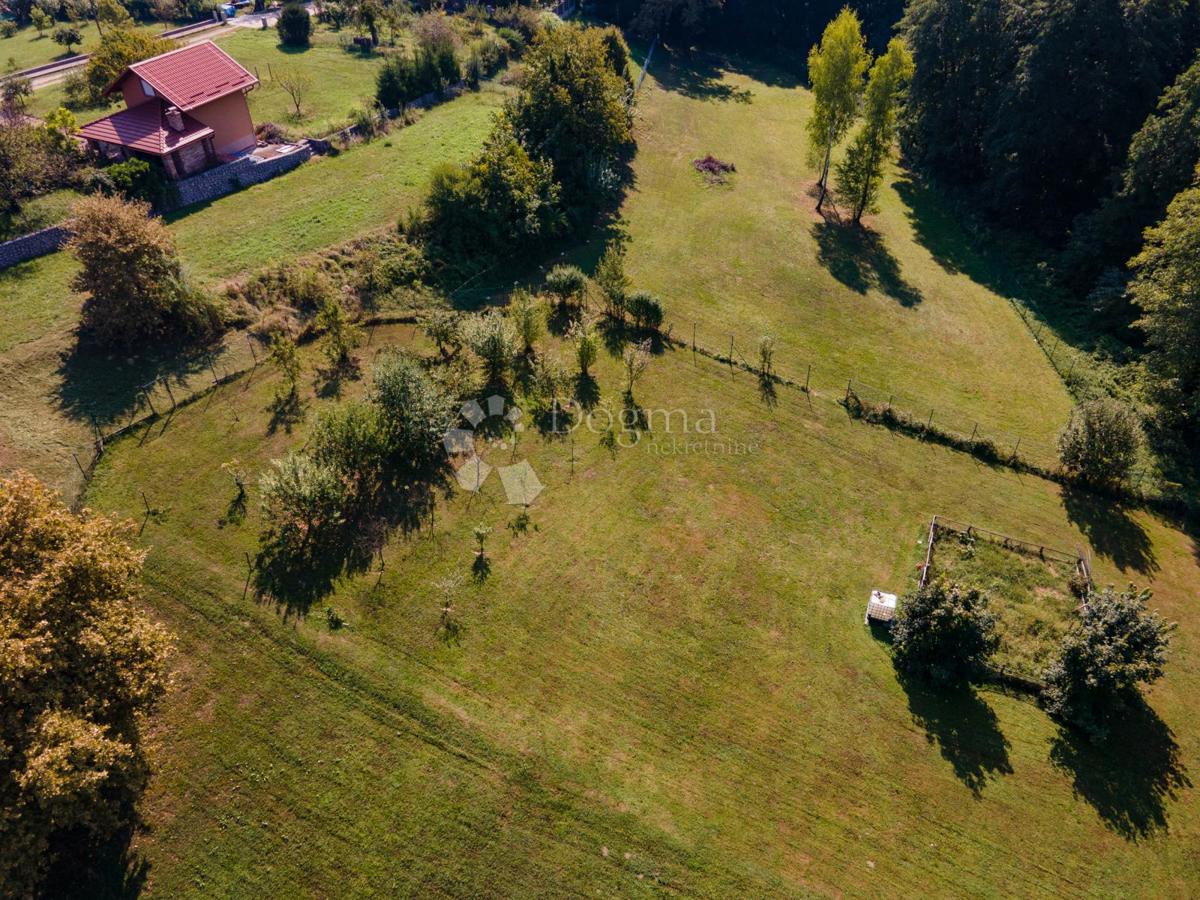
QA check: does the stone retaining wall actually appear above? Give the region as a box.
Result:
[0,225,71,269]
[170,143,314,210]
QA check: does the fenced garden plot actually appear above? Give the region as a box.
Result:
[920,516,1089,687]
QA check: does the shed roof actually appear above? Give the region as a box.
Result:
[78,99,213,156]
[107,41,258,111]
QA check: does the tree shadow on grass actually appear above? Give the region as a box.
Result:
[265,388,306,435]
[1061,485,1158,577]
[650,43,800,100]
[44,816,149,899]
[1050,695,1189,840]
[812,219,923,308]
[56,337,228,430]
[900,675,1012,797]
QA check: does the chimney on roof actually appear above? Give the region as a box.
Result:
[165,106,184,132]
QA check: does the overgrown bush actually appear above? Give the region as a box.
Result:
[89,157,172,207]
[1057,399,1142,487]
[891,580,999,685]
[277,2,311,47]
[1042,586,1174,740]
[545,264,587,307]
[464,309,516,385]
[69,194,224,348]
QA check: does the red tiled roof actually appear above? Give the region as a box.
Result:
[78,99,213,156]
[108,41,258,111]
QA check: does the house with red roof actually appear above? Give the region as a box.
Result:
[78,41,259,180]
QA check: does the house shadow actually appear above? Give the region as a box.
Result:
[900,675,1012,797]
[812,218,923,308]
[1060,485,1158,577]
[1050,696,1189,840]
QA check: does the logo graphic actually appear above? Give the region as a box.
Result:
[442,395,544,506]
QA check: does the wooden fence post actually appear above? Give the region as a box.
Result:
[804,364,811,394]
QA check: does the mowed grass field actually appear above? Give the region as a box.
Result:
[620,51,1072,445]
[85,323,1199,896]
[0,19,163,71]
[68,49,1200,896]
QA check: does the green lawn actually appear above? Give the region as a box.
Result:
[0,19,161,72]
[213,24,399,139]
[5,41,1200,896]
[0,188,78,241]
[82,320,1200,896]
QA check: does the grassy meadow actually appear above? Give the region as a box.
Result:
[0,18,162,71]
[2,34,1198,897]
[83,320,1199,896]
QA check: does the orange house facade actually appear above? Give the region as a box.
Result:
[78,41,259,180]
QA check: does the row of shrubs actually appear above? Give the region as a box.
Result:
[841,388,1034,472]
[375,45,463,111]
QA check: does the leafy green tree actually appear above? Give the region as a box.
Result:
[1043,586,1174,740]
[277,2,311,47]
[569,317,599,377]
[426,118,563,254]
[625,289,663,330]
[52,24,83,54]
[509,288,544,355]
[309,402,390,503]
[1057,399,1142,487]
[1129,177,1200,439]
[1064,54,1200,298]
[424,308,463,359]
[0,122,48,215]
[891,580,998,685]
[268,332,301,400]
[96,0,133,34]
[507,23,634,204]
[68,194,223,348]
[76,28,176,106]
[316,296,364,373]
[806,7,869,213]
[30,7,53,36]
[593,243,630,318]
[370,350,457,473]
[0,473,172,897]
[835,37,913,224]
[259,451,350,556]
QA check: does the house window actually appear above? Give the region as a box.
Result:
[140,79,156,97]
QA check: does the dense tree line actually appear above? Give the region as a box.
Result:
[898,0,1200,447]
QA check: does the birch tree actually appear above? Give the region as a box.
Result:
[835,38,914,225]
[806,7,869,213]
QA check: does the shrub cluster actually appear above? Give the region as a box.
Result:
[376,47,462,111]
[277,3,311,48]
